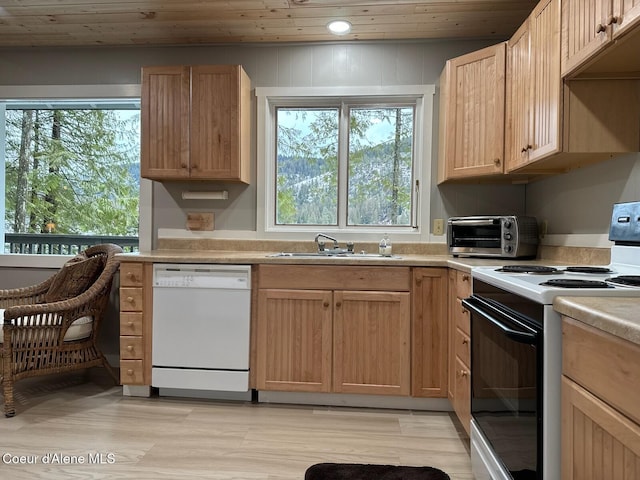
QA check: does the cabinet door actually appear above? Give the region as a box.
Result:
[411,268,448,398]
[505,19,532,171]
[561,0,611,77]
[333,290,410,395]
[562,377,640,479]
[528,0,562,163]
[141,66,190,179]
[191,65,250,182]
[453,356,471,436]
[439,43,506,181]
[612,0,640,39]
[256,289,332,392]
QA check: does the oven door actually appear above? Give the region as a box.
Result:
[463,295,542,480]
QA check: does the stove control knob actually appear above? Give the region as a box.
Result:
[504,233,513,240]
[504,245,513,253]
[503,220,512,229]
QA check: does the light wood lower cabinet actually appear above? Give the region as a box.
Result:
[562,316,640,479]
[411,268,448,398]
[256,289,333,392]
[333,290,411,395]
[448,269,472,435]
[119,262,152,387]
[256,265,423,396]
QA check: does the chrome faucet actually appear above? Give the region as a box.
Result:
[314,233,355,254]
[315,233,339,251]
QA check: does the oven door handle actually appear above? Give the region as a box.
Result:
[462,296,538,344]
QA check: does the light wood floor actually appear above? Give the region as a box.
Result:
[0,370,473,479]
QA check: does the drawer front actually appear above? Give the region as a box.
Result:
[563,316,640,425]
[455,327,471,366]
[454,297,471,336]
[120,263,144,287]
[120,336,144,360]
[455,270,471,299]
[119,312,143,336]
[120,360,144,385]
[120,287,143,311]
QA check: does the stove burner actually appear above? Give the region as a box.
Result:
[606,275,640,287]
[564,266,613,274]
[540,279,613,288]
[497,265,559,274]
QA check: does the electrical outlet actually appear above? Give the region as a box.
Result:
[540,220,548,238]
[433,218,445,236]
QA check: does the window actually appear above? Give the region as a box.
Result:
[257,86,434,239]
[1,98,140,254]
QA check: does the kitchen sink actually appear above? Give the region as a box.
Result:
[267,252,401,259]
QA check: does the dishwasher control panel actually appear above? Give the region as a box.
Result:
[153,264,251,289]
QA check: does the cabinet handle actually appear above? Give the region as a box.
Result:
[493,158,501,166]
[335,302,342,308]
[128,321,134,327]
[521,144,532,153]
[127,296,134,303]
[462,274,470,282]
[607,15,619,25]
[461,306,468,314]
[126,369,134,376]
[415,278,422,286]
[323,301,330,308]
[596,23,607,33]
[126,272,134,279]
[127,345,134,351]
[460,370,469,377]
[462,338,469,345]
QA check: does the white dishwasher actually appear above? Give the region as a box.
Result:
[152,264,251,395]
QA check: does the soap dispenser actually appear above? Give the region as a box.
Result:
[378,234,392,256]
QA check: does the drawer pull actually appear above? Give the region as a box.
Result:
[127,296,134,303]
[128,321,134,327]
[127,345,134,351]
[127,369,134,376]
[126,272,134,279]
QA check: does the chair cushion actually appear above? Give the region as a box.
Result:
[44,254,104,303]
[0,309,93,343]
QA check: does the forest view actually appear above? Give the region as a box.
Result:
[4,106,140,241]
[276,105,414,227]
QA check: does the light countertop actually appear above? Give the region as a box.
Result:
[554,296,640,346]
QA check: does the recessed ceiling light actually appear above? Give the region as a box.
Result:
[327,20,352,36]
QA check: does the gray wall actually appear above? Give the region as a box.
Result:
[3,40,634,241]
[1,40,527,243]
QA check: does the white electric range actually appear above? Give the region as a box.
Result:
[465,201,640,480]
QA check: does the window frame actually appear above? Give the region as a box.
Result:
[0,84,149,267]
[256,85,435,242]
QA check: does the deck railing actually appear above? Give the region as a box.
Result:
[4,233,139,255]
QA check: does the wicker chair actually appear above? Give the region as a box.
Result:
[0,243,123,417]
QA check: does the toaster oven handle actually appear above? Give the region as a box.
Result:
[450,218,499,226]
[462,296,538,344]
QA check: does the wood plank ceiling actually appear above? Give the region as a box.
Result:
[0,0,538,47]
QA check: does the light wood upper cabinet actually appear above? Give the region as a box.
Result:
[506,0,562,172]
[438,43,506,183]
[562,0,640,77]
[141,65,251,183]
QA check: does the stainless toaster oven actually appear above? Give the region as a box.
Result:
[447,215,539,258]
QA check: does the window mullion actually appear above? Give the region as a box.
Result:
[337,103,350,228]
